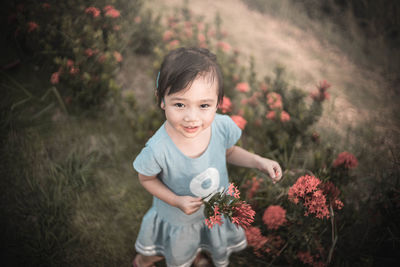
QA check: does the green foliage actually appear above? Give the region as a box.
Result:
[5,0,143,111]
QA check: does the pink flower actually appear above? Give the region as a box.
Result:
[262,205,287,230]
[67,59,74,67]
[288,175,321,202]
[104,6,120,18]
[113,51,123,62]
[266,110,275,120]
[216,41,231,52]
[69,66,79,75]
[280,110,290,122]
[243,177,263,199]
[205,205,223,229]
[333,151,358,169]
[27,21,38,32]
[168,40,180,49]
[231,201,256,229]
[230,115,247,130]
[245,227,269,256]
[85,48,94,57]
[134,16,141,23]
[236,82,250,93]
[50,72,60,84]
[85,7,100,18]
[228,183,240,198]
[219,96,232,113]
[267,92,283,109]
[310,80,331,102]
[163,30,174,42]
[197,33,206,43]
[288,175,330,219]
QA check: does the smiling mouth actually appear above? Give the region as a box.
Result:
[183,126,200,133]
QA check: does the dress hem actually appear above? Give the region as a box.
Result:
[135,238,247,267]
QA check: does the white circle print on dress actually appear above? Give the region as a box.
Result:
[189,168,220,198]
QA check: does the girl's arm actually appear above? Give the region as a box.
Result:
[226,146,282,183]
[138,173,203,215]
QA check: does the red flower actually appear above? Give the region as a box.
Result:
[104,6,120,18]
[50,72,60,84]
[267,92,283,109]
[219,96,232,113]
[262,205,287,230]
[27,21,38,32]
[310,80,331,102]
[216,41,231,52]
[333,151,358,169]
[231,201,256,229]
[243,177,262,199]
[205,205,223,229]
[85,7,100,18]
[85,48,94,57]
[134,16,141,23]
[197,33,206,43]
[113,51,123,62]
[266,110,275,120]
[321,181,344,210]
[163,30,174,42]
[235,82,250,93]
[280,110,290,122]
[228,183,240,198]
[168,40,180,50]
[288,175,330,219]
[230,115,247,130]
[245,227,269,256]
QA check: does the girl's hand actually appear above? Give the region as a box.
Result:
[173,195,203,215]
[256,156,283,184]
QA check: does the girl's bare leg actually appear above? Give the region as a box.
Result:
[133,254,163,267]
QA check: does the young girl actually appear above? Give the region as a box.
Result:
[133,47,282,267]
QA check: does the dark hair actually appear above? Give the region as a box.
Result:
[156,47,223,106]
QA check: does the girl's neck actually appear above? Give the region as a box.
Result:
[165,122,212,158]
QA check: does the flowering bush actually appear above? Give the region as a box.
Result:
[6,0,144,111]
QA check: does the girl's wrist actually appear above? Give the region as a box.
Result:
[254,154,263,170]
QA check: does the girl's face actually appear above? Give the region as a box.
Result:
[161,74,219,140]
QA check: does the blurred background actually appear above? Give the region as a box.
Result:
[1,0,399,266]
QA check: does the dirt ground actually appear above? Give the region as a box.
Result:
[120,0,399,145]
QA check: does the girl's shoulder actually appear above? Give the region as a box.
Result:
[145,122,169,150]
[213,113,240,132]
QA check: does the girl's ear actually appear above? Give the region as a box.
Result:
[160,97,166,109]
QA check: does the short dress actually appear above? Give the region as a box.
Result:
[133,114,247,267]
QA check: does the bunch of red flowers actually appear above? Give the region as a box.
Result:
[288,175,343,219]
[204,183,255,229]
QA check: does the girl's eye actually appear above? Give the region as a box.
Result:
[174,103,185,108]
[200,104,210,109]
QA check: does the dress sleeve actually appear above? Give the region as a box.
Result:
[133,145,162,176]
[224,115,242,149]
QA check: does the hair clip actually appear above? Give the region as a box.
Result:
[156,71,160,89]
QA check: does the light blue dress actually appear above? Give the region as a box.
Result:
[133,114,247,267]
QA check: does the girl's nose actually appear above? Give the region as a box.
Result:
[184,108,198,121]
